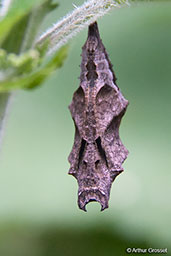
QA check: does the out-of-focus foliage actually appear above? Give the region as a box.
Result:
[1,0,58,53]
[0,0,67,144]
[0,0,58,46]
[0,0,67,92]
[0,223,151,256]
[0,46,68,91]
[0,0,47,46]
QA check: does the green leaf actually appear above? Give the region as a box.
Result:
[0,0,44,45]
[0,45,68,92]
[0,13,24,47]
[19,0,59,52]
[0,0,58,53]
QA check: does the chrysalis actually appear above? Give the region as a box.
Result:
[68,22,128,211]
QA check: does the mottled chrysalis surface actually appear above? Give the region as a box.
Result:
[68,22,128,211]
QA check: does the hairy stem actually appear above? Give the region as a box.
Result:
[36,0,129,55]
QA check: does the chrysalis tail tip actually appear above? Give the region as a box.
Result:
[88,21,100,39]
[78,190,109,212]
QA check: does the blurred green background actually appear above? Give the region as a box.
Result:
[0,0,171,255]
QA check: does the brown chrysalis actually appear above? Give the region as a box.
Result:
[68,22,128,211]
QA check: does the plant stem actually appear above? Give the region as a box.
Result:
[36,0,129,55]
[0,92,11,145]
[0,0,12,147]
[0,0,56,146]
